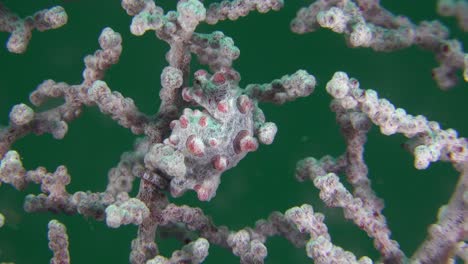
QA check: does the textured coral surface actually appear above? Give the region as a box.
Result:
[0,0,467,264]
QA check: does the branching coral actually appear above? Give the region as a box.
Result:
[0,0,466,264]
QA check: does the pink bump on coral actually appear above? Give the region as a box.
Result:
[237,95,252,114]
[186,135,205,156]
[194,184,212,201]
[217,100,229,113]
[194,88,203,97]
[182,88,193,101]
[198,115,208,127]
[169,120,177,129]
[208,138,219,147]
[168,135,180,145]
[212,155,228,171]
[234,130,258,154]
[212,72,226,85]
[179,115,189,128]
[194,69,208,78]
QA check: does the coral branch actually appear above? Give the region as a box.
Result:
[205,0,284,24]
[411,163,468,263]
[0,3,67,53]
[48,219,70,264]
[292,0,468,89]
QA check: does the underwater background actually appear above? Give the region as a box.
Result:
[0,0,467,263]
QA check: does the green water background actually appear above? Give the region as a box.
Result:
[0,0,467,263]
